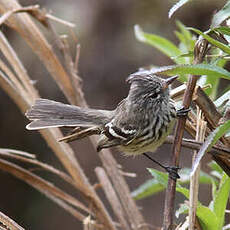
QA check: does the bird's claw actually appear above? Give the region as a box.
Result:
[176,107,190,117]
[165,166,180,180]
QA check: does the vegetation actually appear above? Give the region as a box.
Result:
[0,0,229,229]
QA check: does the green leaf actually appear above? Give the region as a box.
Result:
[191,120,230,176]
[214,26,230,36]
[131,179,164,200]
[188,27,230,55]
[208,161,224,175]
[168,0,191,18]
[171,51,193,59]
[196,204,219,230]
[147,168,168,186]
[176,185,190,199]
[146,64,230,80]
[213,174,230,229]
[176,21,193,43]
[176,21,195,58]
[131,169,168,201]
[211,180,217,204]
[148,168,190,199]
[176,203,219,230]
[132,168,215,200]
[211,1,230,28]
[134,25,183,63]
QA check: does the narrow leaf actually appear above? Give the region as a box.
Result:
[188,27,230,55]
[196,205,218,230]
[136,64,230,80]
[169,0,191,18]
[209,161,224,175]
[132,168,214,200]
[176,185,190,199]
[213,174,230,229]
[211,1,230,28]
[147,168,168,186]
[131,179,164,200]
[191,120,230,176]
[134,25,183,63]
[176,21,193,42]
[214,26,230,36]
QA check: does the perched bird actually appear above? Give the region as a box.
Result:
[26,73,181,178]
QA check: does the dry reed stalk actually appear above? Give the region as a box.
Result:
[0,158,87,221]
[188,109,206,230]
[0,210,24,230]
[0,1,148,229]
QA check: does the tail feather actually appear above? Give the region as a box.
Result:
[26,99,112,130]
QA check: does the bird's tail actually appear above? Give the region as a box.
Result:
[25,99,112,130]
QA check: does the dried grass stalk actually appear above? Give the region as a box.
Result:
[0,210,24,230]
[189,109,206,229]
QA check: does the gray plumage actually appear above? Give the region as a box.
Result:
[26,73,177,155]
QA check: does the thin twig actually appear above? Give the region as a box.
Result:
[46,13,76,28]
[162,38,209,230]
[165,136,230,157]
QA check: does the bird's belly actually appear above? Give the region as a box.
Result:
[119,119,175,156]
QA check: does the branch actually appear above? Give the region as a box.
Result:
[165,136,230,157]
[162,38,209,230]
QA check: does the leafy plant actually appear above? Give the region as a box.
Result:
[0,0,230,230]
[133,1,230,229]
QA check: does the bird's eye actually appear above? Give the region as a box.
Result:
[149,92,158,99]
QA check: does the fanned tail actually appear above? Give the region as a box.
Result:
[26,99,112,130]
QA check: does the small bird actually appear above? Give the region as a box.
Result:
[26,73,181,178]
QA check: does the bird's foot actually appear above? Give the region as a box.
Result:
[176,107,190,117]
[164,166,180,181]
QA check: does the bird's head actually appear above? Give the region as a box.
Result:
[126,71,177,107]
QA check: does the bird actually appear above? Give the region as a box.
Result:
[26,72,181,179]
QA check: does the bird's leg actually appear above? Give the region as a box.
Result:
[143,153,180,180]
[176,107,190,117]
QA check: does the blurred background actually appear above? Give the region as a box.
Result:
[0,0,227,229]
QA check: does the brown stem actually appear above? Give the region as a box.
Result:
[165,136,230,157]
[162,38,209,230]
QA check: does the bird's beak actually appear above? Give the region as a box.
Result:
[162,75,178,89]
